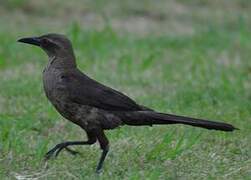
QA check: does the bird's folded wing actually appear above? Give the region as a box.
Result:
[59,71,142,111]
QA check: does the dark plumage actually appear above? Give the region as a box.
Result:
[18,33,237,173]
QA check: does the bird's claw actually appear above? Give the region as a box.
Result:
[95,168,102,174]
[44,149,56,160]
[44,144,80,160]
[65,147,80,155]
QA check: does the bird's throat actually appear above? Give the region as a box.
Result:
[47,55,77,69]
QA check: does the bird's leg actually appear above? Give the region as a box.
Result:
[95,130,109,173]
[45,131,96,160]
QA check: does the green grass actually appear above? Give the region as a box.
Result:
[0,0,251,179]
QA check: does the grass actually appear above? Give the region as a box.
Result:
[0,0,251,179]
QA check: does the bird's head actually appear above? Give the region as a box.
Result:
[18,33,74,58]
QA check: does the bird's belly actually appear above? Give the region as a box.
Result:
[50,99,122,130]
[50,100,102,130]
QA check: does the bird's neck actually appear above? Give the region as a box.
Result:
[47,54,77,69]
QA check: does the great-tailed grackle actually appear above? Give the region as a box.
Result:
[18,33,237,173]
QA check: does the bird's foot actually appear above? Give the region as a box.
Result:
[44,148,58,160]
[65,147,80,155]
[44,143,79,160]
[95,168,102,174]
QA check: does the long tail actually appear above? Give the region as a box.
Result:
[120,111,237,131]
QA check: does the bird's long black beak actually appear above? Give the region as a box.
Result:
[17,37,41,46]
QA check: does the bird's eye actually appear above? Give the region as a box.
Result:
[42,39,50,46]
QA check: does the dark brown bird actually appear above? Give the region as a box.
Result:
[18,33,237,173]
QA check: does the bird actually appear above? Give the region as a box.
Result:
[18,33,237,173]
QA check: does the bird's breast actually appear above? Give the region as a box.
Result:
[42,68,61,101]
[42,67,73,113]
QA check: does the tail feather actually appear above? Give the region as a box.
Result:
[121,111,237,132]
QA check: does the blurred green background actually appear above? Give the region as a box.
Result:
[0,0,250,179]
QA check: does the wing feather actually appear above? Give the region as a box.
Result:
[60,70,142,111]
